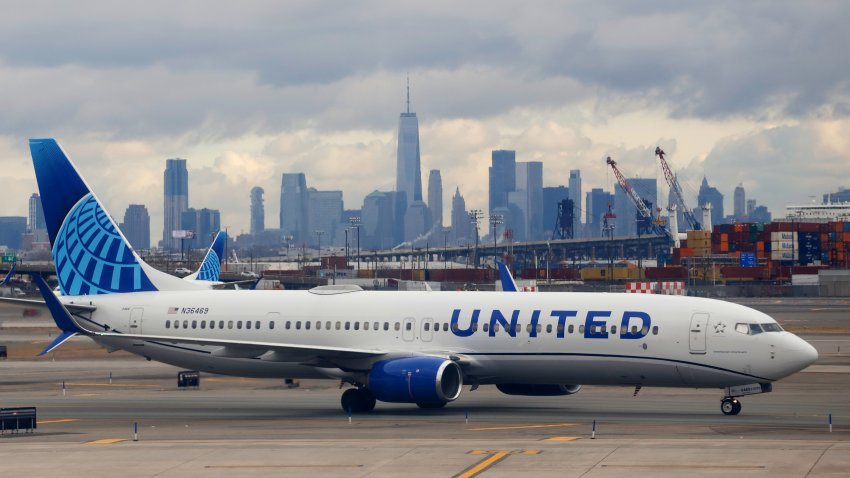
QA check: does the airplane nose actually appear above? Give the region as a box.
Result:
[790,335,819,371]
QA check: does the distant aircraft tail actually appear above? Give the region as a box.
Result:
[186,230,226,281]
[0,263,14,286]
[29,138,203,295]
[497,261,518,292]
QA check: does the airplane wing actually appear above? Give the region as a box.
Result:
[0,296,97,314]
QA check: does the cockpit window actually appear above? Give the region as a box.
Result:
[749,324,763,335]
[735,323,749,334]
[761,323,783,332]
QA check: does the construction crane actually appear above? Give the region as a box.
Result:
[655,146,701,231]
[605,156,673,241]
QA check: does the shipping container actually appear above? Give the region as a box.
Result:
[770,231,796,241]
[645,266,688,280]
[721,266,770,280]
[770,251,798,261]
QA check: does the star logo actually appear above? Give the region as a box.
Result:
[713,322,727,334]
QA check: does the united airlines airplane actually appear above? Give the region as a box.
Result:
[22,138,818,416]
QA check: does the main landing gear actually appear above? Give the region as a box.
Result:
[720,397,742,415]
[341,388,376,413]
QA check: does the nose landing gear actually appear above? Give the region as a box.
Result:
[721,397,741,415]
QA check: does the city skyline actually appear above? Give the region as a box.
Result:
[1,4,849,239]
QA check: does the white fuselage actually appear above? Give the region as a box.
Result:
[67,289,817,389]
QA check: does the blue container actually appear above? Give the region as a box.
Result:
[844,222,850,232]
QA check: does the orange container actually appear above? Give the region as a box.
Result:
[679,248,694,258]
[720,243,728,252]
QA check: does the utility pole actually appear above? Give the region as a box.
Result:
[349,216,361,270]
[469,210,483,268]
[315,230,325,264]
[490,214,503,266]
[442,227,451,270]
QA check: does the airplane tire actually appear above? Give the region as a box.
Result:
[341,388,376,413]
[721,398,740,416]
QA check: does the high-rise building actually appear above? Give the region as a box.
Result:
[428,170,443,229]
[568,170,582,237]
[614,178,657,237]
[121,204,150,251]
[280,173,309,243]
[450,187,471,245]
[508,162,543,241]
[734,184,746,221]
[404,200,431,243]
[586,188,615,237]
[396,81,422,208]
[0,217,26,250]
[250,186,265,236]
[747,199,756,218]
[361,191,394,250]
[308,188,344,247]
[27,193,48,243]
[488,150,516,214]
[163,158,189,250]
[543,186,569,238]
[181,207,220,250]
[698,177,725,226]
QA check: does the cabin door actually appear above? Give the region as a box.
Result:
[689,313,709,354]
[128,307,144,335]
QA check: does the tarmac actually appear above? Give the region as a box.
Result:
[1,298,849,477]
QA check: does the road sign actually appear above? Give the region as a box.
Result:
[1,253,17,263]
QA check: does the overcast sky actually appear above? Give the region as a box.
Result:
[1,1,848,243]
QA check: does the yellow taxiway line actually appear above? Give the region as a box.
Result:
[466,423,576,431]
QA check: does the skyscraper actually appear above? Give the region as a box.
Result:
[121,204,150,251]
[568,170,582,238]
[698,177,725,226]
[488,150,516,214]
[163,158,188,250]
[250,186,265,236]
[181,207,220,250]
[428,170,443,229]
[396,80,422,207]
[361,191,394,250]
[543,186,569,238]
[451,187,471,245]
[509,161,543,241]
[280,173,309,243]
[734,184,746,221]
[308,188,343,247]
[28,193,47,243]
[0,217,26,250]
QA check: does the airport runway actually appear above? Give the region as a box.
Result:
[1,298,849,477]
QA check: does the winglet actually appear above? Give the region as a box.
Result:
[39,331,78,356]
[192,230,226,281]
[0,263,14,286]
[497,262,518,292]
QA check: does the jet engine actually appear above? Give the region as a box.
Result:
[367,357,463,405]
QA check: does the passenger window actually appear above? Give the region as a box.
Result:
[296,321,301,330]
[316,321,321,330]
[374,322,379,330]
[202,321,207,329]
[209,321,215,329]
[305,321,310,330]
[192,320,197,329]
[526,324,532,333]
[219,321,224,329]
[354,322,360,331]
[325,321,331,330]
[610,325,616,334]
[246,321,252,330]
[451,322,459,332]
[483,323,489,332]
[286,321,291,330]
[601,325,607,333]
[641,325,649,335]
[405,322,412,331]
[384,322,389,331]
[566,324,573,334]
[494,323,500,332]
[336,321,341,330]
[394,322,400,331]
[546,324,552,334]
[364,322,370,331]
[579,325,585,333]
[269,321,275,330]
[424,323,430,331]
[255,321,260,330]
[473,323,478,332]
[166,320,171,329]
[537,324,542,334]
[345,322,350,330]
[443,323,449,332]
[237,321,242,329]
[227,320,233,329]
[631,325,638,333]
[652,326,658,335]
[183,320,189,329]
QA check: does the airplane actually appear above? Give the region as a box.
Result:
[0,263,14,287]
[18,138,818,416]
[181,230,226,283]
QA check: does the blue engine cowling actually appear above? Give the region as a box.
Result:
[496,384,582,396]
[367,357,463,404]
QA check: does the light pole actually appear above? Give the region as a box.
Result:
[349,216,361,270]
[469,210,483,268]
[442,227,451,270]
[490,214,503,266]
[315,230,325,264]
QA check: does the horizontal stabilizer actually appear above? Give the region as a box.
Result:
[30,274,81,333]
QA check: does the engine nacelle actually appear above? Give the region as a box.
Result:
[496,384,582,396]
[368,357,463,404]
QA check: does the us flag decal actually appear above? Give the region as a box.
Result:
[168,307,179,314]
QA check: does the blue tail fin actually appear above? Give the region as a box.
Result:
[193,230,226,281]
[1,263,14,286]
[497,261,518,292]
[30,139,158,295]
